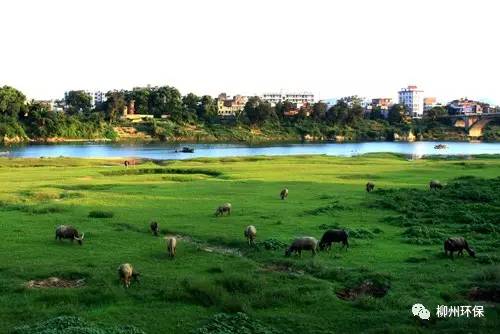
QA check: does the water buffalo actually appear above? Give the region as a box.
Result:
[319,229,349,251]
[166,237,177,258]
[118,263,140,288]
[285,237,318,257]
[366,182,375,192]
[444,237,475,259]
[55,225,84,245]
[124,159,137,168]
[429,180,443,190]
[215,203,231,216]
[150,221,159,236]
[280,188,289,200]
[244,225,257,245]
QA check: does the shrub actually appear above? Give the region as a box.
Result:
[303,200,348,216]
[349,228,374,239]
[259,238,287,250]
[401,226,445,244]
[192,312,277,334]
[88,210,114,218]
[12,316,145,334]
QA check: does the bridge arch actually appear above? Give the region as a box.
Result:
[468,118,494,137]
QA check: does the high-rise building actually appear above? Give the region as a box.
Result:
[398,85,424,118]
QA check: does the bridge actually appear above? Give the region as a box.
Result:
[442,113,500,137]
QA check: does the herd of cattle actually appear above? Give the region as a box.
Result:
[54,180,475,288]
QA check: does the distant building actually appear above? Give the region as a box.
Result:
[64,90,106,109]
[398,85,424,118]
[447,98,485,115]
[261,92,314,108]
[33,100,55,111]
[87,91,106,109]
[216,93,247,117]
[423,97,438,111]
[370,98,393,118]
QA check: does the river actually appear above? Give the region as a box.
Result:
[1,141,500,159]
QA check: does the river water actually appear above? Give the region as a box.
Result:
[1,141,500,159]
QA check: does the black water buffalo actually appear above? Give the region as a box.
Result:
[215,203,232,216]
[280,188,289,200]
[430,180,443,190]
[444,237,475,259]
[150,221,160,236]
[319,229,349,251]
[366,182,375,192]
[55,225,85,245]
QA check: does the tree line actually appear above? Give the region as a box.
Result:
[0,85,461,142]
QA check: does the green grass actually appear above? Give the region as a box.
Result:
[0,154,498,333]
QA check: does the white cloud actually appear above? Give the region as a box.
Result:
[0,0,498,104]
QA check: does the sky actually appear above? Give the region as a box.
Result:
[0,0,499,104]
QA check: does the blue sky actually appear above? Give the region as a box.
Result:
[0,0,498,105]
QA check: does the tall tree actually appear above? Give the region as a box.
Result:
[0,86,27,117]
[105,91,126,122]
[182,93,200,121]
[197,95,218,121]
[149,86,183,119]
[387,104,406,124]
[424,106,447,121]
[243,97,276,124]
[24,102,58,138]
[65,90,92,114]
[312,101,327,120]
[128,88,150,114]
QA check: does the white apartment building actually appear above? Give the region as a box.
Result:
[261,92,315,108]
[87,91,106,108]
[398,85,424,118]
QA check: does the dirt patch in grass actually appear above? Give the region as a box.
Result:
[101,167,222,178]
[260,264,304,276]
[26,277,86,289]
[163,232,241,256]
[201,245,242,257]
[336,279,390,300]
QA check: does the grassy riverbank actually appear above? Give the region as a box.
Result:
[0,154,498,333]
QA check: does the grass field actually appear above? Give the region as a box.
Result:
[0,154,498,333]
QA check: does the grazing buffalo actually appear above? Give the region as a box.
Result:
[444,237,475,259]
[215,203,232,216]
[118,263,140,288]
[280,188,289,200]
[244,225,257,245]
[150,221,159,236]
[319,229,349,251]
[166,237,177,258]
[55,225,84,245]
[366,182,375,193]
[124,159,137,168]
[285,237,318,257]
[429,180,443,190]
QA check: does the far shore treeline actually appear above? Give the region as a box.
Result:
[1,85,499,144]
